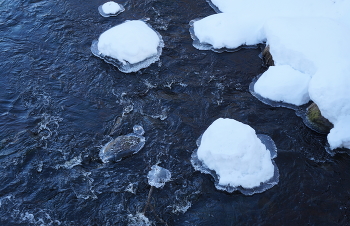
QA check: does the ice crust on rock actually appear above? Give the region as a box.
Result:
[191,118,279,195]
[190,0,350,150]
[91,20,164,73]
[253,65,311,106]
[99,125,145,163]
[98,1,125,17]
[147,165,171,188]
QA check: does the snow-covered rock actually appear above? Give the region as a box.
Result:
[190,0,350,150]
[98,1,124,17]
[91,20,164,73]
[253,65,311,106]
[191,118,279,195]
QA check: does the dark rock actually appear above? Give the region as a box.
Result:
[306,103,333,134]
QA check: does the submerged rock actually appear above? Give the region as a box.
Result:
[306,103,333,134]
[99,125,145,163]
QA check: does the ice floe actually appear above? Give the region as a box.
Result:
[91,20,164,73]
[191,118,279,195]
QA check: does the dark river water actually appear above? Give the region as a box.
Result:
[1,0,350,225]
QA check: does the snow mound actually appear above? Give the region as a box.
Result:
[98,1,124,17]
[189,14,264,51]
[252,65,311,106]
[191,118,279,195]
[147,165,171,188]
[91,20,164,73]
[190,0,350,150]
[99,125,145,163]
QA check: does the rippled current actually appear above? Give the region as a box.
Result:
[1,0,350,225]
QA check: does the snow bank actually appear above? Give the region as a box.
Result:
[91,20,164,73]
[191,0,350,149]
[191,118,279,195]
[253,65,311,106]
[98,1,124,17]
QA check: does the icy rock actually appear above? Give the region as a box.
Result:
[98,1,124,17]
[191,118,279,195]
[147,165,171,188]
[127,213,151,226]
[91,20,164,73]
[99,125,145,163]
[253,65,311,106]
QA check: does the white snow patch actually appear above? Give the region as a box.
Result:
[101,1,123,15]
[191,118,278,194]
[254,65,311,106]
[92,20,164,73]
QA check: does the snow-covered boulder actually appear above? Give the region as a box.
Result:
[91,20,164,73]
[191,118,279,195]
[253,65,311,106]
[98,1,124,17]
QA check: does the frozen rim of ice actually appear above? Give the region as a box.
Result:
[147,165,171,188]
[99,125,145,163]
[191,132,279,195]
[249,74,308,111]
[189,19,258,53]
[91,20,164,73]
[98,1,125,17]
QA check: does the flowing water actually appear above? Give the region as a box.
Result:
[1,0,350,225]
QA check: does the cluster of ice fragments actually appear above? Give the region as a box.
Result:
[191,118,279,195]
[147,165,171,188]
[190,0,350,150]
[92,2,164,73]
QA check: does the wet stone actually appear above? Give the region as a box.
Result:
[99,126,146,163]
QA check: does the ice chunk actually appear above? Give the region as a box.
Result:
[127,213,151,226]
[91,20,164,73]
[252,65,311,106]
[133,125,145,136]
[98,1,124,17]
[191,118,279,195]
[99,125,145,163]
[147,165,171,188]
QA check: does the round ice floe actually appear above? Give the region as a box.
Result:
[99,125,145,163]
[91,20,164,73]
[191,118,279,195]
[98,1,125,17]
[252,65,311,106]
[147,165,171,188]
